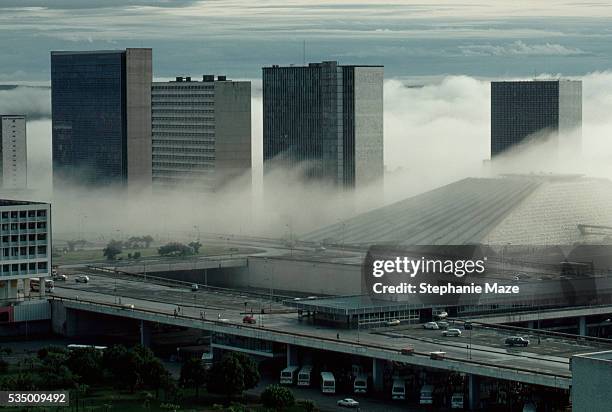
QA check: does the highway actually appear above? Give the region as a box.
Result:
[46,271,610,389]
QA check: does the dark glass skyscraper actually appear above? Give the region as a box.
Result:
[51,49,152,189]
[491,80,582,157]
[263,61,383,189]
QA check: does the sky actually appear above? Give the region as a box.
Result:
[2,1,612,238]
[2,1,612,81]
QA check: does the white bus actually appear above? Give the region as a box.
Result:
[30,278,54,293]
[320,372,336,394]
[280,366,300,385]
[297,365,313,386]
[353,373,368,394]
[420,384,434,405]
[67,344,107,351]
[392,379,405,400]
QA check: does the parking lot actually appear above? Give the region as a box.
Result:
[375,320,611,359]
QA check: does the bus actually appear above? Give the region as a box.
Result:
[420,384,434,405]
[320,372,336,394]
[67,344,107,351]
[392,379,405,400]
[297,365,313,386]
[280,366,300,385]
[30,278,54,293]
[353,373,368,394]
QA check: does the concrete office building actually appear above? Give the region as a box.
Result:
[263,61,383,189]
[0,116,27,190]
[151,75,251,191]
[51,49,152,189]
[0,200,51,300]
[491,80,582,157]
[571,351,612,412]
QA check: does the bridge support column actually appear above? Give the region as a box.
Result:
[527,320,535,329]
[372,358,384,393]
[468,374,480,411]
[139,320,152,347]
[286,344,298,367]
[579,316,587,336]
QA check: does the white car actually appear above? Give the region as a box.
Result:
[386,319,401,326]
[442,328,462,337]
[121,303,134,310]
[75,275,89,283]
[191,284,199,291]
[423,322,439,330]
[337,398,360,408]
[53,274,68,281]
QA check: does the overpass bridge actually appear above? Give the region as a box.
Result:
[50,294,573,390]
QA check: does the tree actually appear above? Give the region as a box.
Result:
[207,354,244,398]
[261,384,295,410]
[188,241,202,255]
[158,242,193,257]
[66,347,103,385]
[142,235,154,248]
[133,251,142,259]
[103,239,123,260]
[207,352,259,398]
[180,358,207,398]
[103,345,140,391]
[232,352,259,390]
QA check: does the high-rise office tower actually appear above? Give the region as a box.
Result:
[263,61,384,189]
[491,80,582,157]
[51,48,152,189]
[0,115,27,190]
[151,75,251,191]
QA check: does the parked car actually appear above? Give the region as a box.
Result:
[386,319,401,326]
[121,303,134,310]
[242,315,256,324]
[191,284,199,291]
[442,328,462,337]
[424,322,440,330]
[505,336,530,347]
[463,321,473,330]
[75,275,89,283]
[337,398,360,408]
[436,321,450,329]
[53,274,67,281]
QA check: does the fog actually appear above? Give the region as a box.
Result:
[5,73,612,241]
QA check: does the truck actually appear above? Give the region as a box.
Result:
[297,365,313,386]
[30,278,54,293]
[420,384,434,405]
[320,371,336,394]
[280,366,300,385]
[353,373,368,394]
[391,379,405,400]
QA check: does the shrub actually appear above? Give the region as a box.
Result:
[260,384,295,410]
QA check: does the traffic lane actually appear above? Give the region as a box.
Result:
[54,274,288,314]
[386,323,603,359]
[259,316,571,376]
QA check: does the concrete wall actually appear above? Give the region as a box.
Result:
[210,256,362,296]
[126,48,152,192]
[572,351,612,412]
[353,67,384,190]
[214,81,252,189]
